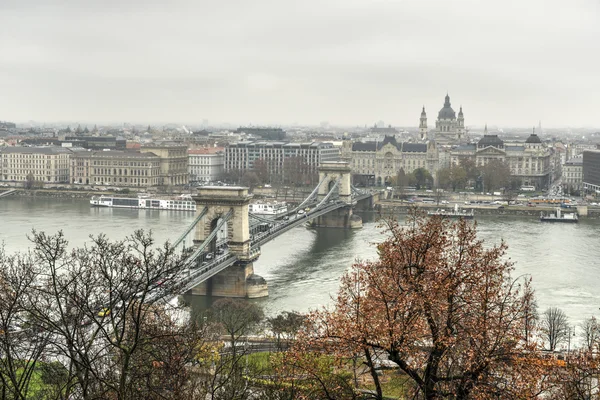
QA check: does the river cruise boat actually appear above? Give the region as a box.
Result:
[248,201,288,217]
[90,194,196,211]
[540,208,578,223]
[427,204,474,219]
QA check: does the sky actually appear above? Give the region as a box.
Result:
[1,0,599,128]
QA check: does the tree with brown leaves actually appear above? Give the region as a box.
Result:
[294,212,545,399]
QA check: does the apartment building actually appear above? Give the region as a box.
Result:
[562,157,583,192]
[0,147,71,183]
[225,141,339,177]
[188,147,224,183]
[141,143,189,186]
[70,150,161,187]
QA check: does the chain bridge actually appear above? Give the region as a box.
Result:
[170,162,377,298]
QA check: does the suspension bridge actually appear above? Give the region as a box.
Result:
[169,162,377,298]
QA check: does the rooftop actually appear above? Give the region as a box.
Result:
[73,150,159,159]
[0,146,72,155]
[189,147,225,155]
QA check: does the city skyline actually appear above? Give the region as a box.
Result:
[1,0,599,127]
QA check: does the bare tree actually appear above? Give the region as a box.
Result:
[520,278,538,346]
[580,317,598,353]
[24,230,199,400]
[542,307,570,351]
[0,248,49,400]
[209,298,263,360]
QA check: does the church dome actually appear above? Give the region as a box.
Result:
[526,133,542,144]
[438,94,456,120]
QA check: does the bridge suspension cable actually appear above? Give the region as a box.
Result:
[171,207,208,250]
[316,177,341,209]
[289,175,329,214]
[184,208,233,265]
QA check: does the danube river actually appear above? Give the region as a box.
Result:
[2,196,600,329]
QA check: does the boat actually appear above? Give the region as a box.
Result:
[248,201,288,217]
[540,207,578,223]
[428,203,474,219]
[90,194,196,211]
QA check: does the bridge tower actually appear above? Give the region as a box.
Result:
[189,186,267,298]
[311,161,362,229]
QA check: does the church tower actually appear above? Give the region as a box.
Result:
[419,106,428,140]
[457,106,464,140]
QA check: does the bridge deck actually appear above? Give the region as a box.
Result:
[176,190,376,291]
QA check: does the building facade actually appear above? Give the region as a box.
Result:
[70,150,161,187]
[449,133,552,189]
[341,135,439,186]
[188,147,225,183]
[225,141,339,177]
[0,147,71,183]
[420,94,466,144]
[582,150,600,193]
[140,143,189,186]
[562,157,583,193]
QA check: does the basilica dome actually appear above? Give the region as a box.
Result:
[438,94,456,120]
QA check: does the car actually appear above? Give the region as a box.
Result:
[264,184,272,188]
[283,215,290,221]
[297,210,305,215]
[205,253,213,260]
[441,200,449,204]
[98,308,111,317]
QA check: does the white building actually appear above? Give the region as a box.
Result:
[188,147,224,183]
[562,157,583,192]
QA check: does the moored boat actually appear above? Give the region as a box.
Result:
[428,203,474,219]
[90,194,196,211]
[248,201,288,217]
[540,208,578,223]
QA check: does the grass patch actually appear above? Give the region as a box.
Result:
[362,371,412,399]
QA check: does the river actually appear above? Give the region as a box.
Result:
[1,196,600,331]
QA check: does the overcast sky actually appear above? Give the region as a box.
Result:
[1,0,599,128]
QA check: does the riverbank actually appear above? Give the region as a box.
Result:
[4,188,126,199]
[376,201,600,219]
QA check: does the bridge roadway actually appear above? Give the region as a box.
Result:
[178,199,360,293]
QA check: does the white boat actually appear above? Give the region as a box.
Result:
[90,194,196,211]
[540,207,578,223]
[428,203,474,219]
[248,201,288,217]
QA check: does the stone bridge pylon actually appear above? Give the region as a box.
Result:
[190,187,267,298]
[311,161,362,229]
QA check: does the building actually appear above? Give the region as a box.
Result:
[140,143,189,186]
[70,150,161,187]
[562,157,583,193]
[234,127,286,140]
[421,94,466,144]
[225,141,339,178]
[341,135,439,186]
[188,147,225,183]
[449,132,552,189]
[0,146,71,183]
[63,136,126,150]
[582,150,600,193]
